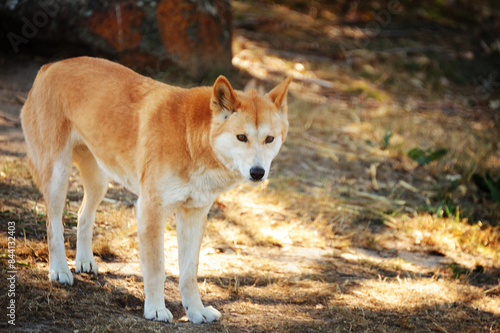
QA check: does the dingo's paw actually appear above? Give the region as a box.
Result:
[49,267,74,285]
[75,258,98,275]
[186,305,222,324]
[144,307,173,322]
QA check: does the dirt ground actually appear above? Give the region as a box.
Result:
[1,1,500,332]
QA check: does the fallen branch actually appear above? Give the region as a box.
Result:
[344,46,453,59]
[352,190,406,206]
[16,94,27,104]
[264,48,333,63]
[0,110,20,126]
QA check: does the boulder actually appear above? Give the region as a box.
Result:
[0,0,233,78]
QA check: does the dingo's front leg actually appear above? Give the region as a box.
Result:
[176,205,222,324]
[137,197,173,322]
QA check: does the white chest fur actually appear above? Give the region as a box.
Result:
[160,168,242,209]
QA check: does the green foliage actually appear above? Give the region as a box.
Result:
[449,262,469,279]
[472,173,500,204]
[408,147,448,166]
[0,253,32,267]
[422,199,459,220]
[449,263,484,279]
[381,129,392,150]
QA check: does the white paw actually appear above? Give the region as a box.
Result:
[75,258,98,275]
[144,307,173,322]
[186,305,222,324]
[49,267,74,285]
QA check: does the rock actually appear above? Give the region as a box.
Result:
[157,0,232,77]
[0,0,232,78]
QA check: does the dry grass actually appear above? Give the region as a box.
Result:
[1,1,500,332]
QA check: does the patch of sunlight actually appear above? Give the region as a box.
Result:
[471,292,500,316]
[346,279,458,311]
[401,214,500,263]
[220,182,290,223]
[98,261,142,277]
[91,205,142,264]
[340,248,448,274]
[218,183,325,247]
[341,79,390,102]
[259,226,293,245]
[346,278,500,316]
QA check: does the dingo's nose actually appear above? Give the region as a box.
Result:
[250,166,265,181]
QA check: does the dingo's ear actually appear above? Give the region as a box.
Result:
[211,76,240,115]
[267,76,292,113]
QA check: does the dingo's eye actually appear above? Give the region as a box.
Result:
[265,136,274,144]
[236,134,247,142]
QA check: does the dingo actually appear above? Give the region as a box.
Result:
[21,57,291,323]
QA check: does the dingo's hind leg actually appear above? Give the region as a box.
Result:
[21,82,74,285]
[44,147,74,285]
[73,146,108,275]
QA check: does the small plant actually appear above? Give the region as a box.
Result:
[472,173,500,204]
[449,262,470,279]
[381,129,392,150]
[408,147,448,166]
[438,200,458,219]
[449,263,484,279]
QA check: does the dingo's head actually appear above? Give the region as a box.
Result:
[210,76,292,182]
